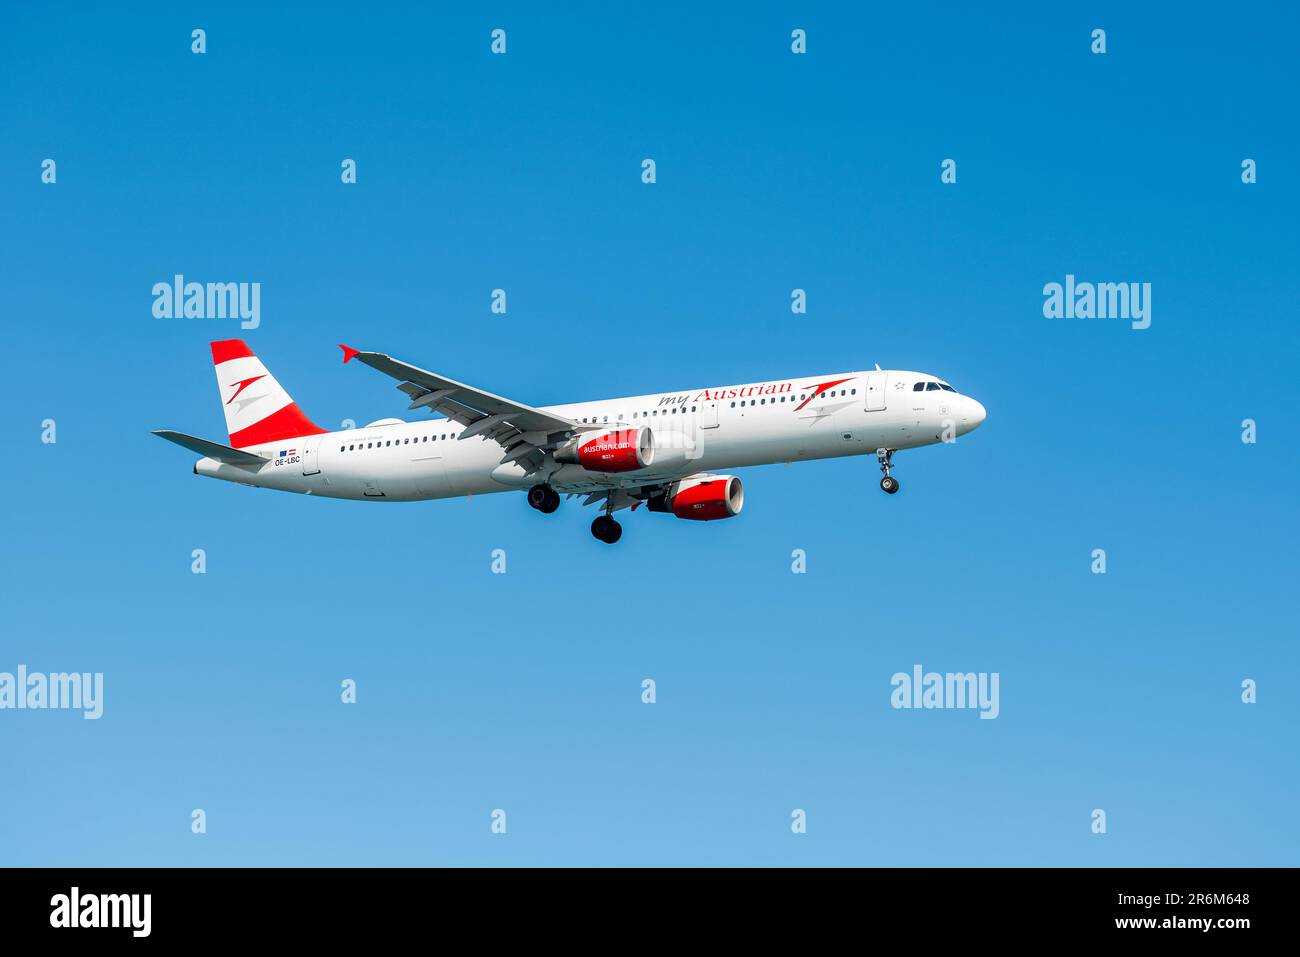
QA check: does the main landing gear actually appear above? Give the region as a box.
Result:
[531,483,623,543]
[877,448,900,494]
[527,483,560,514]
[591,514,622,544]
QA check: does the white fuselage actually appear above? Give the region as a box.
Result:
[194,369,986,501]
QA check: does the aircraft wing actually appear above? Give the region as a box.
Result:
[340,345,580,474]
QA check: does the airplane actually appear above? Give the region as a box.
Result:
[154,339,987,544]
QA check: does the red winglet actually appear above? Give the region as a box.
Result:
[339,344,360,364]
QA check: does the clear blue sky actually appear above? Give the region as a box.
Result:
[2,3,1296,866]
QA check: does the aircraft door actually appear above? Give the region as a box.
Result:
[301,435,323,475]
[864,373,888,412]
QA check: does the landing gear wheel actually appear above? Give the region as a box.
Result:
[527,484,560,514]
[591,515,622,544]
[876,448,899,495]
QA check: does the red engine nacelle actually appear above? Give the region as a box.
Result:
[649,474,745,521]
[555,427,654,473]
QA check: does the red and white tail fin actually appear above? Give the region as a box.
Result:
[210,339,326,448]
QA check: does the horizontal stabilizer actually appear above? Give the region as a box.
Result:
[152,430,269,466]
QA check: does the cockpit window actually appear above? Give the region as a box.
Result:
[913,382,925,391]
[938,383,956,393]
[925,382,941,391]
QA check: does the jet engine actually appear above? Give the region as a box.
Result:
[554,427,654,473]
[647,474,744,521]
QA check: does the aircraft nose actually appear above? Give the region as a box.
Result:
[958,397,986,435]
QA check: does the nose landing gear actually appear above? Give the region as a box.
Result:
[877,449,900,494]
